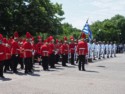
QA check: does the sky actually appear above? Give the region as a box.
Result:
[51,0,125,30]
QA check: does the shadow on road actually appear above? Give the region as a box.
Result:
[85,70,99,73]
[0,78,12,81]
[55,67,64,70]
[4,71,13,74]
[48,69,59,72]
[97,65,106,68]
[33,69,41,72]
[93,56,118,63]
[28,73,40,77]
[16,72,26,76]
[66,66,76,68]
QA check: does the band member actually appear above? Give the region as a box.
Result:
[0,34,6,78]
[40,39,49,71]
[60,36,69,66]
[35,36,43,65]
[48,36,56,68]
[77,37,87,71]
[18,38,24,70]
[31,37,36,69]
[22,32,33,74]
[55,39,61,64]
[3,38,12,72]
[69,36,75,65]
[11,32,20,73]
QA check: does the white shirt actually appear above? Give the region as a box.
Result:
[105,44,109,50]
[91,43,95,50]
[95,44,100,51]
[109,44,113,50]
[113,44,117,50]
[101,44,105,50]
[88,43,91,51]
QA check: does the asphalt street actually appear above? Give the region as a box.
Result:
[0,54,125,94]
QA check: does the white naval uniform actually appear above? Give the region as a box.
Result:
[101,44,106,58]
[109,44,113,57]
[113,44,117,57]
[91,43,96,60]
[105,44,109,58]
[88,42,92,59]
[95,44,100,59]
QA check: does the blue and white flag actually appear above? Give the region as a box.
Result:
[82,20,92,41]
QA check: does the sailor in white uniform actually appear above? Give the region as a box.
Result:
[91,40,96,60]
[94,42,99,59]
[109,42,113,57]
[105,41,109,58]
[101,41,106,58]
[88,41,92,59]
[113,41,117,57]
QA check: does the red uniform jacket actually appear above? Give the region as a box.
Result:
[8,38,13,47]
[0,44,6,61]
[22,42,33,58]
[69,43,75,54]
[77,41,87,55]
[35,42,43,55]
[55,43,61,55]
[60,43,69,55]
[40,44,49,56]
[48,43,55,55]
[5,45,11,60]
[19,46,24,58]
[11,40,20,55]
[31,43,36,56]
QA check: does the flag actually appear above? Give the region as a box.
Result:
[82,19,92,41]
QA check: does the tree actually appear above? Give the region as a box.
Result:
[0,0,64,37]
[90,14,125,43]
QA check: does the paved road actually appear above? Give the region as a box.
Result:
[0,54,125,94]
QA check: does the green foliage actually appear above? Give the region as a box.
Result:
[90,14,125,43]
[1,0,125,43]
[0,0,64,37]
[59,23,81,40]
